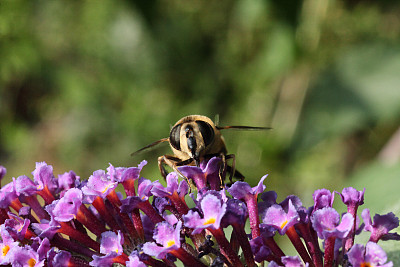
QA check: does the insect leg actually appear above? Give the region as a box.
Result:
[159,155,196,191]
[158,155,181,179]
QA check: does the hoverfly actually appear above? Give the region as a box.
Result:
[132,115,270,185]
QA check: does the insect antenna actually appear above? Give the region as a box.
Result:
[130,138,169,157]
[216,125,272,130]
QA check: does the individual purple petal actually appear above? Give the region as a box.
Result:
[14,175,37,196]
[279,195,303,212]
[32,162,57,193]
[268,261,281,267]
[311,207,353,239]
[90,252,118,267]
[153,197,171,214]
[120,196,142,213]
[126,251,147,267]
[177,179,189,199]
[137,177,157,200]
[141,213,155,242]
[47,248,71,267]
[31,219,60,240]
[19,206,31,216]
[31,237,50,261]
[0,180,18,208]
[201,156,222,190]
[51,188,82,222]
[119,160,147,182]
[163,213,178,226]
[179,156,222,191]
[362,208,400,242]
[282,255,309,266]
[151,173,179,198]
[81,170,117,199]
[178,165,207,190]
[106,164,126,182]
[100,231,124,255]
[228,174,267,201]
[262,200,300,235]
[250,236,272,263]
[259,191,278,218]
[221,198,248,227]
[57,171,79,192]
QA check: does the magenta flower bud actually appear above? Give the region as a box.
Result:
[142,221,182,259]
[311,207,353,240]
[82,170,117,199]
[51,188,82,222]
[100,231,124,255]
[0,180,18,209]
[1,212,30,241]
[339,187,365,207]
[262,200,300,235]
[32,162,57,193]
[312,188,334,213]
[183,194,226,234]
[183,192,226,234]
[347,242,393,267]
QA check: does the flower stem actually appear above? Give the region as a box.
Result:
[233,224,256,267]
[296,223,323,267]
[209,228,244,267]
[171,247,207,267]
[344,204,357,252]
[58,222,100,252]
[324,236,336,267]
[246,196,261,239]
[286,226,314,267]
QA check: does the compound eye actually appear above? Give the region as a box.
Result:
[169,124,182,150]
[196,120,215,147]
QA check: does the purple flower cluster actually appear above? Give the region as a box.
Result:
[0,159,398,266]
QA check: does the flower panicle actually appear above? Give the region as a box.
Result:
[0,159,398,267]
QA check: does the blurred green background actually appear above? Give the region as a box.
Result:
[1,0,400,217]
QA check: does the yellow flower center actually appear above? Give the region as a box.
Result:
[167,240,176,247]
[101,182,117,194]
[203,217,216,225]
[28,258,36,267]
[280,220,288,229]
[2,245,10,256]
[360,263,371,267]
